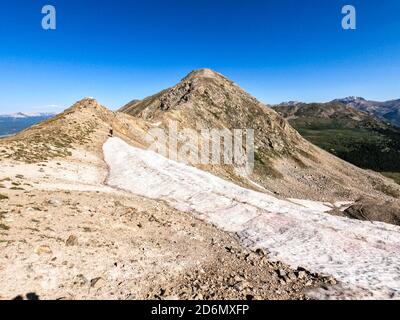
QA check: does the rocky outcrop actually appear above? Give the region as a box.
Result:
[344,198,400,225]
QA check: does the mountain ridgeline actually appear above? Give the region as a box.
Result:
[334,97,400,128]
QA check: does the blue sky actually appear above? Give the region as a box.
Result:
[0,0,400,113]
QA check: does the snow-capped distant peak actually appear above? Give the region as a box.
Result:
[276,101,302,106]
[0,112,56,118]
[336,96,366,103]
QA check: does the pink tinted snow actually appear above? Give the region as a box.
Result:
[104,137,400,299]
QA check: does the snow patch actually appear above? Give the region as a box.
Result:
[287,199,333,212]
[104,137,400,299]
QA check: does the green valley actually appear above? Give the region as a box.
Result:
[274,103,400,184]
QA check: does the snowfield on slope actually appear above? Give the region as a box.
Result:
[104,137,400,299]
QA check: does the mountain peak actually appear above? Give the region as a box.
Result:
[183,68,227,81]
[120,68,303,161]
[78,97,100,105]
[336,96,366,103]
[67,97,107,113]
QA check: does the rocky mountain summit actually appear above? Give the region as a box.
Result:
[120,69,400,202]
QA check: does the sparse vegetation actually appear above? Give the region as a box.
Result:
[254,150,283,179]
[292,155,308,169]
[0,223,10,231]
[382,172,400,185]
[10,187,24,191]
[0,194,9,201]
[374,181,400,198]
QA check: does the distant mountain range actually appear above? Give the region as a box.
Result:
[0,112,55,137]
[275,97,400,128]
[333,97,400,128]
[273,100,400,184]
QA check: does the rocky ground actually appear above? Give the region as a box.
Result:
[0,174,332,300]
[0,119,333,300]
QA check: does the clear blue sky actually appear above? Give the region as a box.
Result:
[0,0,400,113]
